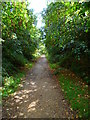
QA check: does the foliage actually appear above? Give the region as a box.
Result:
[37,42,46,55]
[1,2,41,97]
[1,62,33,98]
[49,63,58,69]
[49,62,89,119]
[42,2,90,84]
[59,74,89,119]
[2,2,39,76]
[2,75,22,97]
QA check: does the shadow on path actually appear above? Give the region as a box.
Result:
[3,55,74,118]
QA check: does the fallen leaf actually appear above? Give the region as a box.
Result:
[71,114,74,119]
[77,100,80,103]
[76,114,78,118]
[70,107,73,111]
[62,89,64,91]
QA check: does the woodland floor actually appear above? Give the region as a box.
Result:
[2,55,76,118]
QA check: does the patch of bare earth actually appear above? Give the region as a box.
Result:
[2,55,76,118]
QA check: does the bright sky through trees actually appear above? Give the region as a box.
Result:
[28,0,47,28]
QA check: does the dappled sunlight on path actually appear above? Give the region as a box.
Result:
[3,55,75,118]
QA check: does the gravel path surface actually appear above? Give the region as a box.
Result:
[2,55,74,118]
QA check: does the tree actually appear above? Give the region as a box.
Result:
[2,2,39,76]
[42,2,90,83]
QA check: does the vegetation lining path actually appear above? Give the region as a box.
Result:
[3,56,75,118]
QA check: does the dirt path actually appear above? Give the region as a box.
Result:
[3,55,75,118]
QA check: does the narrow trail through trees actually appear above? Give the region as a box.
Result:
[3,56,75,118]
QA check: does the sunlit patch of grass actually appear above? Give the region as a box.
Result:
[2,62,33,98]
[59,74,89,119]
[2,72,24,97]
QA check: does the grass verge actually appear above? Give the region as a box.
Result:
[1,62,34,98]
[59,74,89,118]
[49,62,89,119]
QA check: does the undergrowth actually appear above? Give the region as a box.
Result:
[49,62,89,119]
[59,74,89,119]
[1,62,33,98]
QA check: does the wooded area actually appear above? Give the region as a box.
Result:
[1,2,42,98]
[42,2,89,84]
[2,2,39,76]
[1,1,89,119]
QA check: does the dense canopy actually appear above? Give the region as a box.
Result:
[42,2,90,84]
[2,2,39,76]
